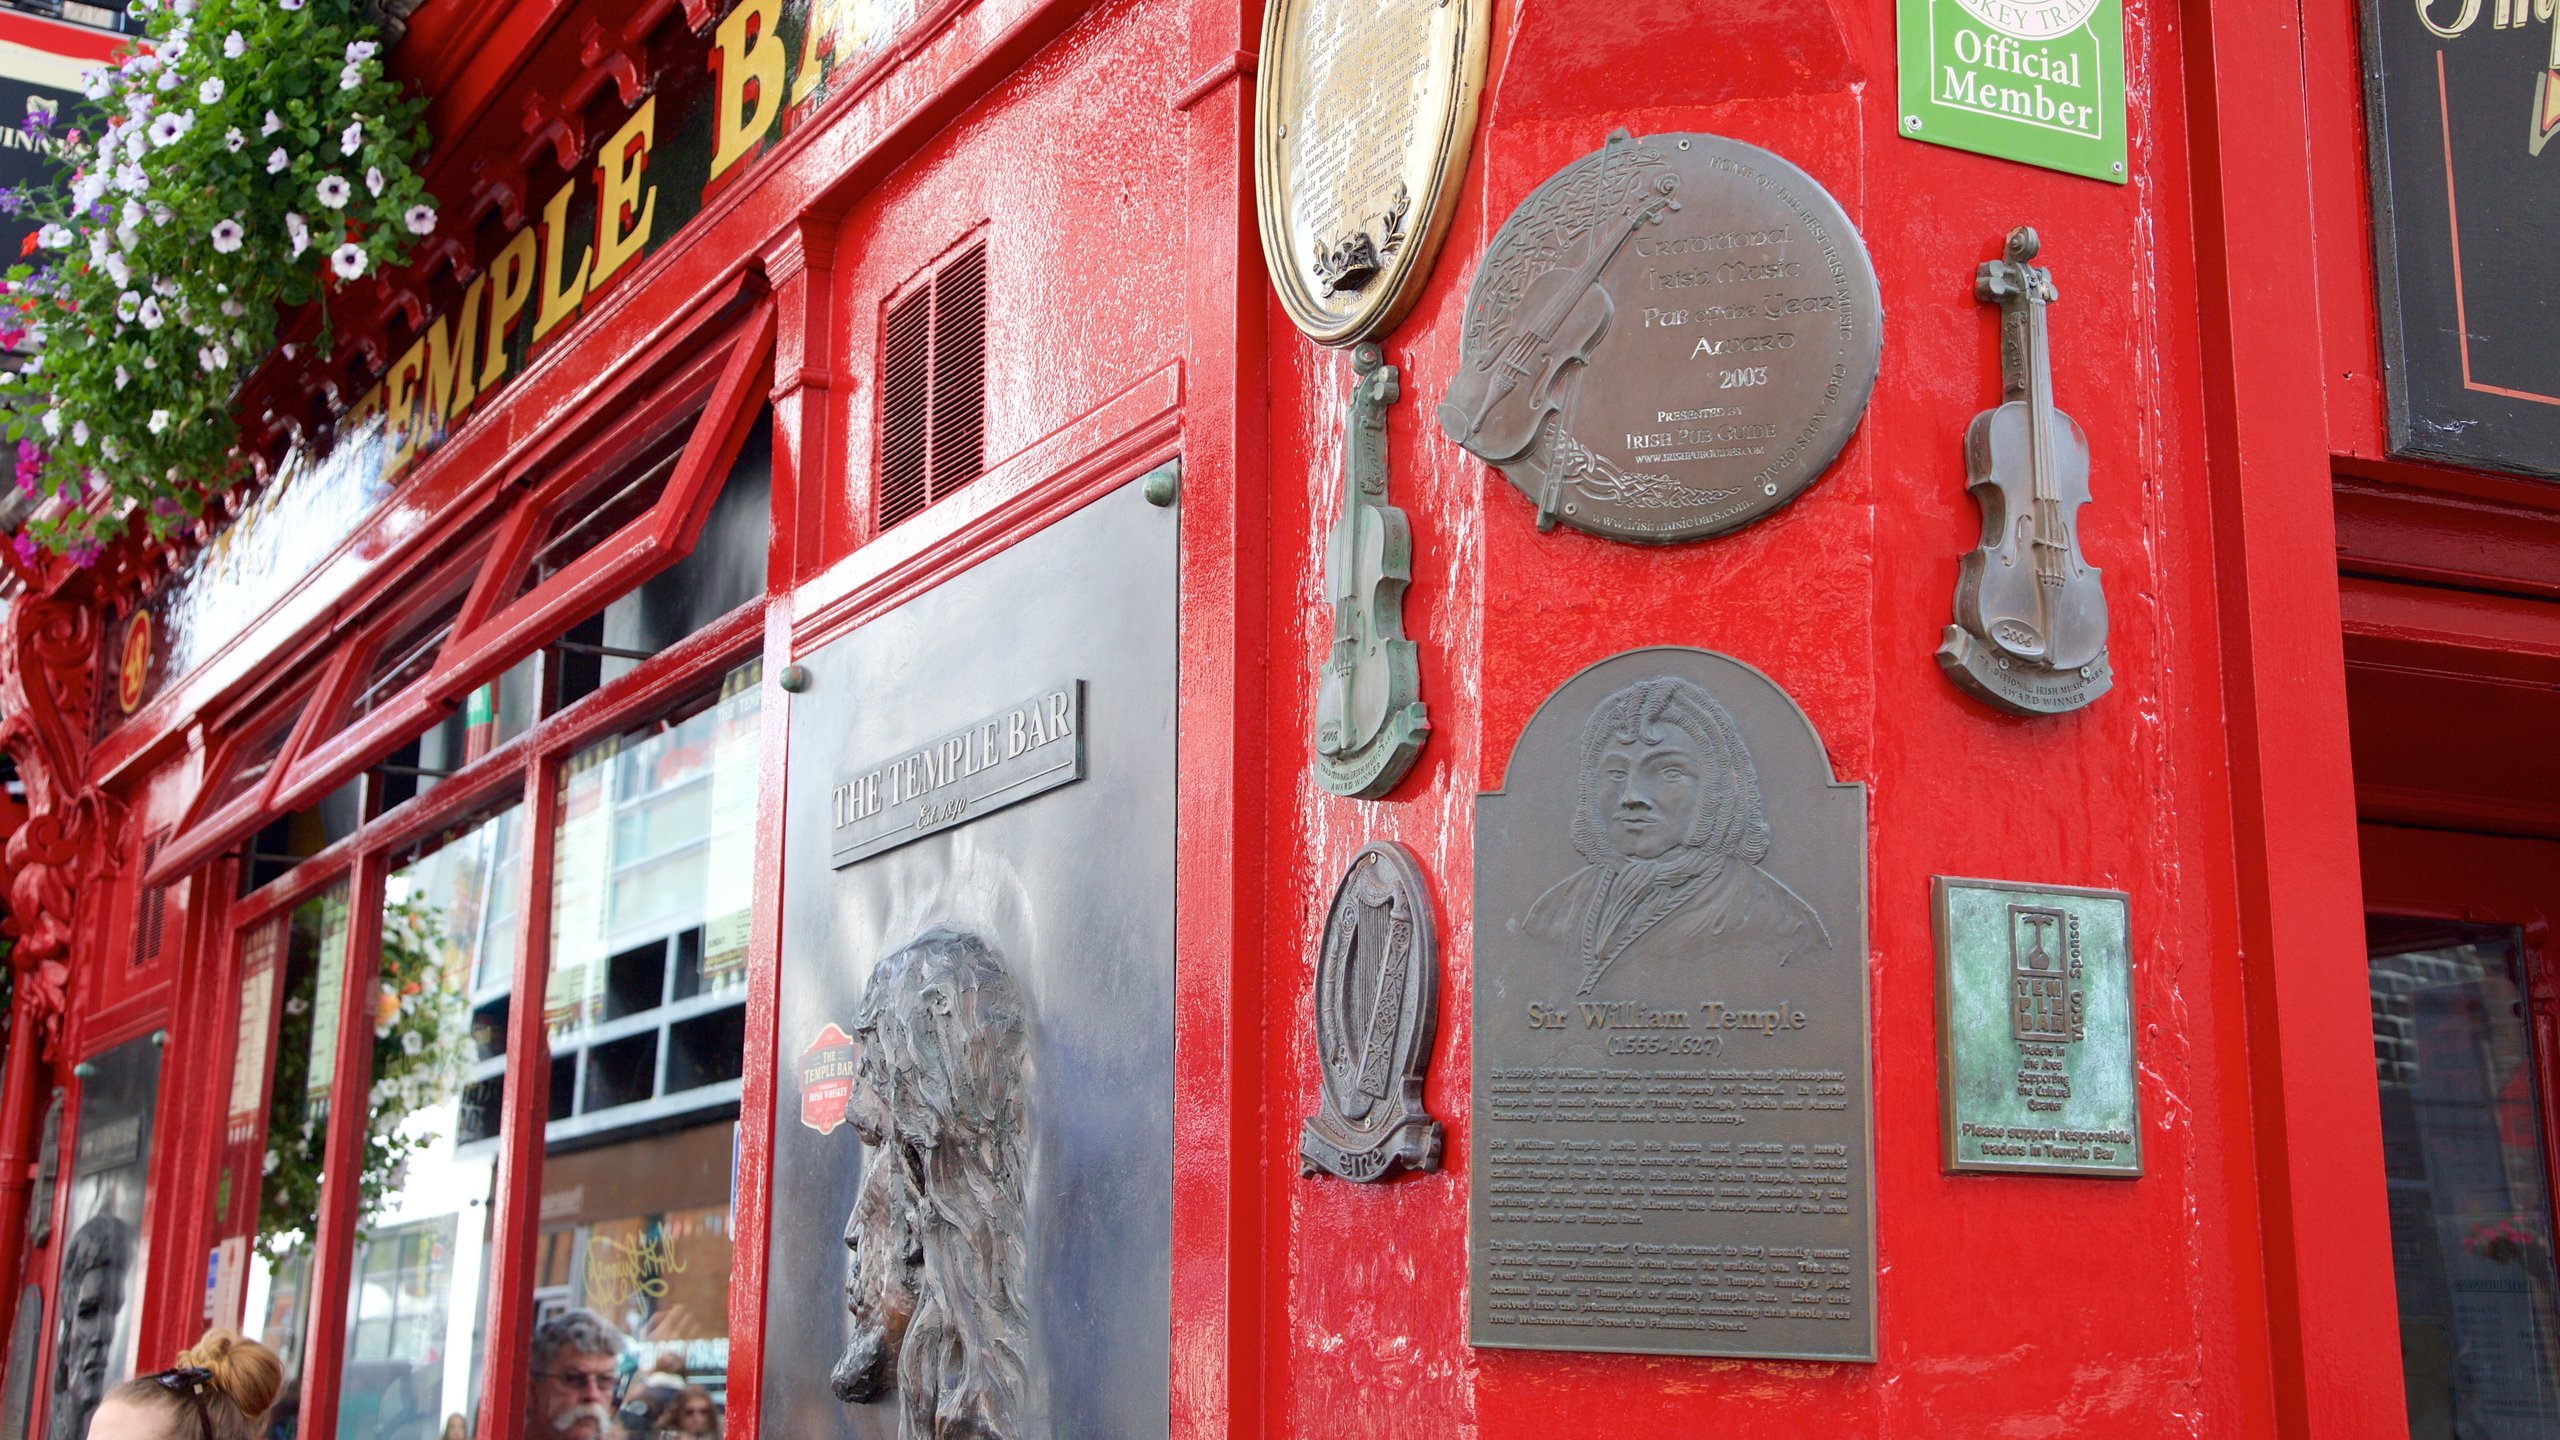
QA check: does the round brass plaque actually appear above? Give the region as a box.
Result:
[1255,0,1489,346]
[1439,131,1882,544]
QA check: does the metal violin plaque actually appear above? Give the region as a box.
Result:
[1256,0,1489,344]
[1440,130,1881,544]
[1302,843,1444,1182]
[1472,648,1873,1361]
[1315,344,1430,798]
[1939,228,2111,716]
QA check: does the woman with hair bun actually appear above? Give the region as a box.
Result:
[84,1328,282,1440]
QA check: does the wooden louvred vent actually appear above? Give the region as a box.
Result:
[878,239,988,531]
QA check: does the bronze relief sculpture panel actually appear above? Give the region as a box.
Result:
[1314,344,1430,798]
[1939,227,2112,715]
[1301,841,1444,1181]
[1441,130,1881,543]
[832,926,1036,1438]
[1472,648,1873,1361]
[1256,0,1489,344]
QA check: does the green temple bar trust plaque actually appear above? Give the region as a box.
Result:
[1933,876,2140,1177]
[1897,0,2129,185]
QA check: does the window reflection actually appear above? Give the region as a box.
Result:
[238,887,348,1414]
[337,805,523,1440]
[527,663,758,1438]
[2370,918,2560,1439]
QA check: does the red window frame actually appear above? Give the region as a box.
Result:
[145,282,773,888]
[167,287,776,1440]
[2358,822,2560,1275]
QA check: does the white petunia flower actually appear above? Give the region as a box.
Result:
[261,109,282,136]
[199,343,228,370]
[115,291,137,321]
[80,68,109,100]
[220,297,243,317]
[339,120,361,154]
[285,211,310,256]
[159,34,185,59]
[119,199,141,230]
[70,171,106,210]
[113,366,128,390]
[69,421,86,446]
[99,436,118,460]
[155,68,178,92]
[146,112,185,147]
[102,253,129,286]
[222,30,243,58]
[403,205,436,235]
[153,276,177,296]
[34,223,69,248]
[329,241,366,280]
[315,174,349,208]
[224,126,243,152]
[146,409,169,434]
[38,410,57,437]
[147,202,170,226]
[339,65,361,92]
[197,76,223,105]
[266,147,288,174]
[346,39,378,61]
[209,218,242,252]
[137,296,161,329]
[364,166,382,196]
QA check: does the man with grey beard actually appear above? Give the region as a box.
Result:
[526,1308,626,1440]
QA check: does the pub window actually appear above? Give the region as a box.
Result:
[515,658,760,1428]
[2368,916,2560,1433]
[328,800,525,1439]
[877,238,988,530]
[234,890,348,1401]
[541,411,772,717]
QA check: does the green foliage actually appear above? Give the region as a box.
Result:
[256,893,466,1256]
[2,0,435,561]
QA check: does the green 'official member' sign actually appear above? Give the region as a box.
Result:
[1933,876,2140,1177]
[1897,0,2128,184]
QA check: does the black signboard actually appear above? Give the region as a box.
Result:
[2364,0,2560,475]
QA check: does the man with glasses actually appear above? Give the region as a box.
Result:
[526,1309,626,1440]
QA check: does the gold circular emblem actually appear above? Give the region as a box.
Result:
[1255,0,1489,345]
[1952,0,2103,41]
[115,611,152,714]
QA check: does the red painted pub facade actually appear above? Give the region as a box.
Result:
[0,0,2553,1431]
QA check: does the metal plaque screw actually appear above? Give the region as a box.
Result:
[779,664,812,694]
[2112,161,2125,174]
[1905,115,1922,131]
[1764,482,1778,495]
[1144,468,1180,506]
[1678,139,1690,150]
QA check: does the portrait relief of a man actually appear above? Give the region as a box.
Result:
[1517,675,1829,993]
[830,925,1036,1440]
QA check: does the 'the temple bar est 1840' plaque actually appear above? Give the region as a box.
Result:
[1933,876,2139,1177]
[1471,648,1873,1361]
[1440,131,1881,544]
[829,682,1084,867]
[1257,0,1489,345]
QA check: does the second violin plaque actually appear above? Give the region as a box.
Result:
[1440,130,1881,544]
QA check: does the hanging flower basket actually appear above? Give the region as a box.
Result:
[2,0,436,561]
